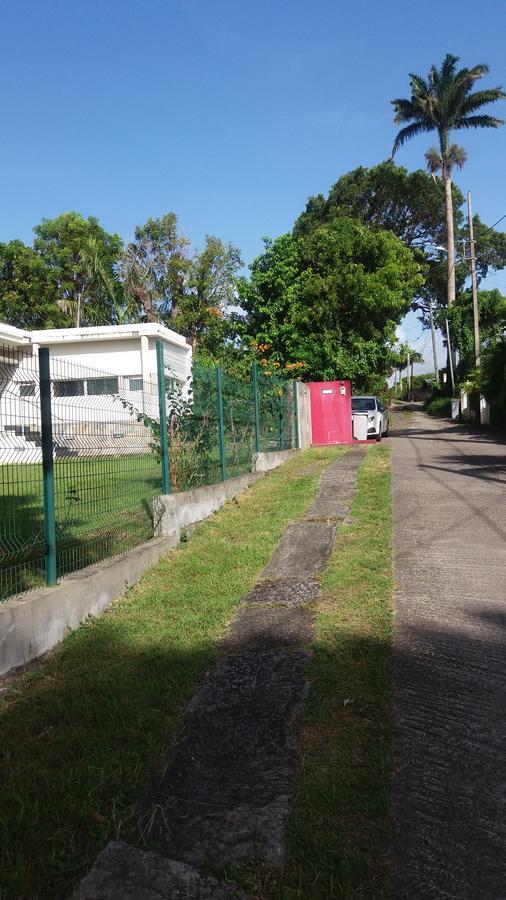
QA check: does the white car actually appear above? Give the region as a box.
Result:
[351,395,389,441]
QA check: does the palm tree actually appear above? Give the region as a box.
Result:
[391,54,505,308]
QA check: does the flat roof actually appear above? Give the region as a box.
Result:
[0,323,31,346]
[0,322,190,350]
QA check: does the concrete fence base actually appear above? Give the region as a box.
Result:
[0,536,178,677]
[155,449,298,542]
[0,449,299,676]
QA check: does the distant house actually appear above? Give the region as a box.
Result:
[0,322,192,462]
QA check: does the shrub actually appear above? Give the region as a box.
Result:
[425,395,451,418]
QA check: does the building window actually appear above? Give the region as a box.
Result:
[19,383,36,397]
[87,377,119,396]
[128,377,143,392]
[53,379,85,397]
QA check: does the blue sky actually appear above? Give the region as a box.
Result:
[1,0,505,372]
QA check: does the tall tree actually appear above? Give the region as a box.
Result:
[33,213,123,326]
[240,220,423,391]
[119,213,189,323]
[173,236,242,353]
[391,54,505,308]
[0,240,65,329]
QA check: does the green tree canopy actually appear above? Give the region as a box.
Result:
[33,213,123,327]
[295,161,506,331]
[0,240,66,329]
[445,288,506,380]
[294,160,462,249]
[240,218,423,391]
[119,213,190,323]
[172,235,243,355]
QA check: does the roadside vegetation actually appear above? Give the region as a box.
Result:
[0,447,340,900]
[425,394,452,418]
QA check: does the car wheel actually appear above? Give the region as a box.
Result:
[376,430,382,442]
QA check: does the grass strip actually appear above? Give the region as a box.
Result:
[255,445,394,899]
[0,446,342,900]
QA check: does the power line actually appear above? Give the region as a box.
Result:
[490,214,506,230]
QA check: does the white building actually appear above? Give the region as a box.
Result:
[0,322,192,462]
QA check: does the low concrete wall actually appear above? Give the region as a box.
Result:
[155,472,261,541]
[155,449,298,541]
[1,449,299,676]
[0,536,177,676]
[252,448,299,473]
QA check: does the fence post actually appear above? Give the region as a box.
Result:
[216,365,227,481]
[279,390,285,451]
[293,381,300,449]
[252,361,260,453]
[38,348,57,586]
[156,339,170,494]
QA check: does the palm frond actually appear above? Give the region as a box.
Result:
[392,120,434,156]
[409,73,430,96]
[446,143,467,170]
[391,97,424,123]
[459,88,506,114]
[455,114,505,130]
[424,147,442,175]
[441,54,460,79]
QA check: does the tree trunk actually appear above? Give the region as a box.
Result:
[443,169,456,307]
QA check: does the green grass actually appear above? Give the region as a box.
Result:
[243,446,394,899]
[0,446,340,900]
[1,454,162,600]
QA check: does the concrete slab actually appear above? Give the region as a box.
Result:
[391,407,506,899]
[261,521,337,579]
[221,606,314,651]
[145,649,311,870]
[243,577,320,607]
[304,447,366,521]
[71,841,245,899]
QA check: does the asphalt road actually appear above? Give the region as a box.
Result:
[391,407,506,899]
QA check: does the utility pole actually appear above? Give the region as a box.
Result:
[406,350,411,401]
[467,190,481,369]
[445,318,456,395]
[429,300,439,386]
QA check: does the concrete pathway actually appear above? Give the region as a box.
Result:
[73,449,366,899]
[391,408,506,899]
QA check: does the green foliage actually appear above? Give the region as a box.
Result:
[445,288,506,380]
[172,235,243,355]
[480,337,506,422]
[33,212,123,327]
[119,213,190,323]
[240,219,423,391]
[0,240,66,329]
[425,394,452,417]
[294,160,461,249]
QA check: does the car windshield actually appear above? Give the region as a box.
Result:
[352,397,376,412]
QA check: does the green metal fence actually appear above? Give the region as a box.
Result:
[0,341,298,601]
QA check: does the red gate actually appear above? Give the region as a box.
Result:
[308,380,352,445]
